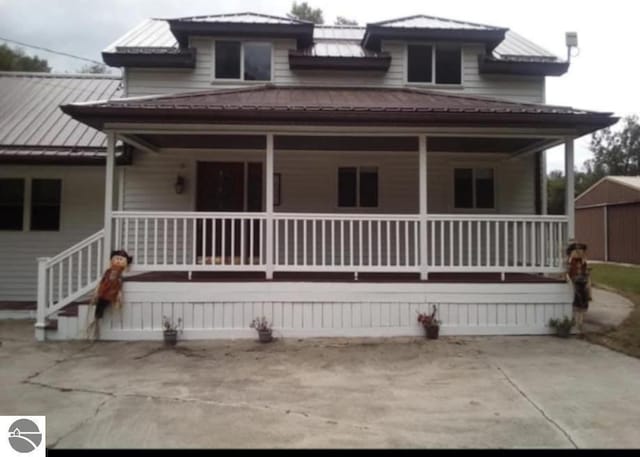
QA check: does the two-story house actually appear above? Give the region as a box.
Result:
[9,12,618,340]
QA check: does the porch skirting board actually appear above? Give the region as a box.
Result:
[46,281,573,340]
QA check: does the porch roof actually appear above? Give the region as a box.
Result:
[60,85,618,135]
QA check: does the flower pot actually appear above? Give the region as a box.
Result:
[555,327,571,338]
[163,329,178,346]
[425,325,440,340]
[258,330,273,343]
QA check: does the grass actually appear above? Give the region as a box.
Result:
[585,263,640,358]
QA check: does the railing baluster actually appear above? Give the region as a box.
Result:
[241,218,246,266]
[541,221,546,268]
[153,218,158,265]
[494,221,500,267]
[162,218,168,266]
[458,220,463,267]
[77,250,82,289]
[211,215,217,263]
[123,218,129,252]
[231,217,236,265]
[331,220,336,267]
[144,218,149,265]
[221,218,226,265]
[182,219,187,266]
[340,219,347,267]
[284,218,289,266]
[191,217,197,267]
[173,219,177,266]
[134,218,139,265]
[250,217,255,266]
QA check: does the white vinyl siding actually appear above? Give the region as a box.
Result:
[0,166,105,301]
[126,39,544,104]
[122,148,536,216]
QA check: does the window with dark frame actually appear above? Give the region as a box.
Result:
[30,179,61,231]
[407,43,461,84]
[338,167,378,208]
[214,41,241,79]
[0,178,25,230]
[454,168,494,209]
[215,41,271,81]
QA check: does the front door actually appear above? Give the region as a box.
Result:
[196,162,262,263]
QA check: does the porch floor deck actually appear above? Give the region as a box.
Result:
[124,271,565,284]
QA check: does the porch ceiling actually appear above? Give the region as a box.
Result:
[60,86,618,136]
[128,133,551,154]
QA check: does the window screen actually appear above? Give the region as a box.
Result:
[407,45,433,83]
[0,178,24,230]
[435,44,462,84]
[338,168,357,207]
[475,168,494,209]
[30,179,61,231]
[454,168,473,209]
[215,41,241,79]
[244,42,271,81]
[359,167,378,207]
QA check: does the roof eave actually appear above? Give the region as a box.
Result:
[288,53,391,71]
[362,25,507,51]
[102,49,196,68]
[167,20,315,48]
[60,104,619,135]
[479,56,569,76]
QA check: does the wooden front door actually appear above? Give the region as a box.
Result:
[196,162,262,263]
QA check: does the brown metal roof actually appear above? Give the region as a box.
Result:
[61,85,617,134]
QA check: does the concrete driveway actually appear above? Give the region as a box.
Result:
[1,320,640,449]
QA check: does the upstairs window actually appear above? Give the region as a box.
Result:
[407,44,462,85]
[454,168,494,209]
[214,41,272,81]
[30,179,62,231]
[0,178,25,230]
[338,167,378,208]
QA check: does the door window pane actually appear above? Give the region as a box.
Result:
[244,42,271,81]
[0,178,24,230]
[215,41,241,79]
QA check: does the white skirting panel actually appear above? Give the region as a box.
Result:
[49,281,573,340]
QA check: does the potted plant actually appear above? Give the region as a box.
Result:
[250,316,273,343]
[417,305,441,339]
[548,316,574,338]
[162,315,182,346]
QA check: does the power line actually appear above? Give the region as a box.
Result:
[0,35,104,66]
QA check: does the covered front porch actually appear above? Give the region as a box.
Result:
[35,86,617,340]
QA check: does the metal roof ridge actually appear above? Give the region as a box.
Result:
[0,71,120,80]
[166,11,311,24]
[400,86,612,114]
[370,14,507,31]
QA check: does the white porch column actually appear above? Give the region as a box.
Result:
[103,131,116,265]
[565,138,575,240]
[265,133,274,279]
[419,135,428,280]
[34,257,48,341]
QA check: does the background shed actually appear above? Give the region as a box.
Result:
[575,176,640,264]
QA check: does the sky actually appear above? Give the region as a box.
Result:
[0,0,638,172]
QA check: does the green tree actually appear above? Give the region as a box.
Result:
[290,2,324,24]
[547,170,565,215]
[78,63,109,74]
[335,16,358,25]
[584,115,639,183]
[0,43,50,72]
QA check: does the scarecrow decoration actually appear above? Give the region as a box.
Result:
[86,249,133,339]
[566,241,591,331]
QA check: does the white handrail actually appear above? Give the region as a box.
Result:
[36,230,105,340]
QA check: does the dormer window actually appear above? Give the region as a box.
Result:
[214,41,272,81]
[407,44,462,85]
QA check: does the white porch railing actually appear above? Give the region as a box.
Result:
[35,229,105,340]
[36,212,567,339]
[112,211,267,271]
[110,211,567,274]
